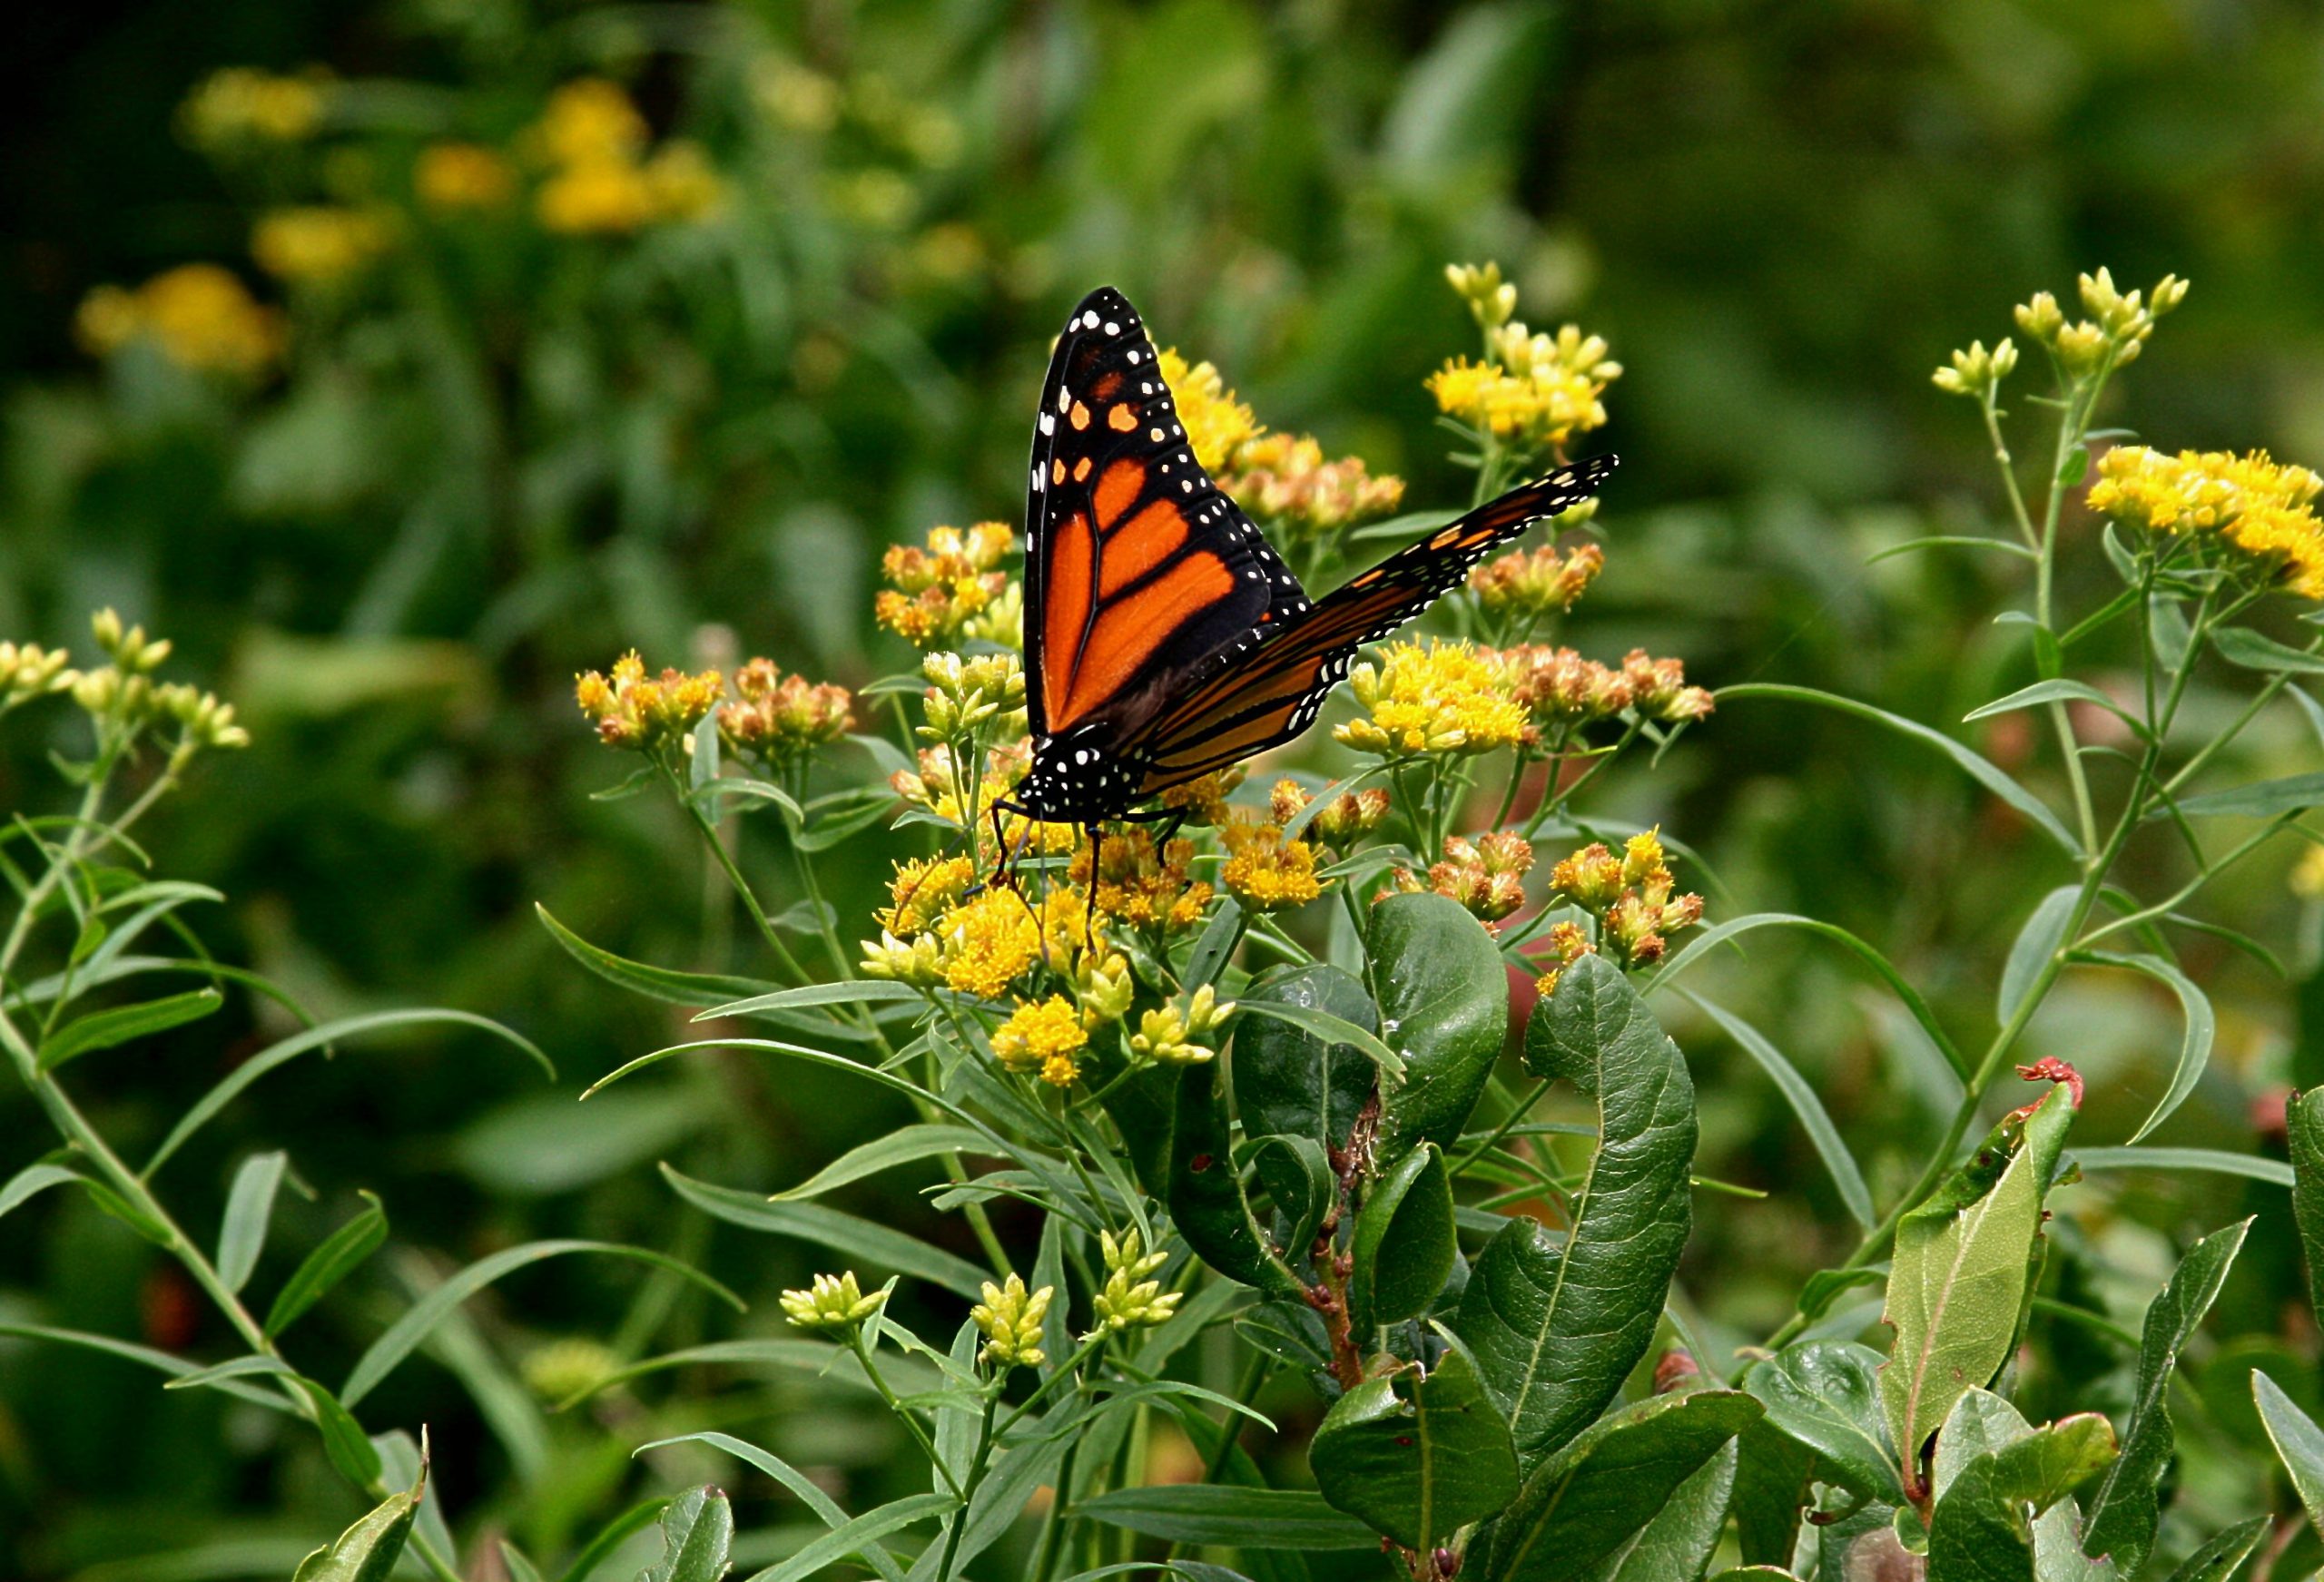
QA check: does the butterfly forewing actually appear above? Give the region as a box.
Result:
[1023,288,1305,744]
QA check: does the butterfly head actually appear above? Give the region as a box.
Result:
[1007,722,1145,824]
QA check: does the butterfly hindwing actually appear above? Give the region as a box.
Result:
[1023,288,1306,744]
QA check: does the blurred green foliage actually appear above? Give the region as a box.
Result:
[9,0,2324,1577]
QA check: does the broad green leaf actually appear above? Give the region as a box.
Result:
[1348,1143,1454,1331]
[1482,1389,1763,1582]
[774,1124,991,1200]
[1998,888,2078,1029]
[1927,1405,2115,1582]
[2083,1218,2251,1572]
[1167,1061,1303,1293]
[1593,1438,1738,1582]
[36,986,221,1072]
[1744,1341,1905,1505]
[1248,1134,1333,1272]
[2210,624,2324,675]
[340,1237,742,1407]
[146,1008,552,1175]
[1310,1342,1519,1549]
[1686,995,1872,1229]
[1095,1056,1183,1197]
[1076,1487,1376,1549]
[660,1164,989,1298]
[1879,1082,2075,1491]
[2289,1088,2324,1321]
[1716,683,2081,858]
[2161,1517,2270,1582]
[291,1448,426,1582]
[0,1161,87,1222]
[639,1432,906,1582]
[1728,1416,1817,1567]
[216,1150,288,1294]
[1458,954,1695,1465]
[265,1192,388,1337]
[1372,894,1507,1157]
[2160,771,2324,820]
[746,1493,960,1582]
[2073,1145,2291,1186]
[2253,1370,2324,1529]
[1232,963,1380,1152]
[2075,951,2213,1143]
[640,1486,732,1582]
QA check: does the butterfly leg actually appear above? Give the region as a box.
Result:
[1080,822,1102,951]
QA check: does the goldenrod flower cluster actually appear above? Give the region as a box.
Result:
[2014,268,2188,378]
[754,57,844,135]
[1502,645,1632,739]
[780,1270,886,1331]
[1336,639,1527,759]
[1930,339,2019,399]
[416,143,517,211]
[1471,540,1604,624]
[179,67,329,149]
[1620,649,1716,723]
[1158,768,1243,828]
[1129,985,1234,1066]
[879,855,977,938]
[252,206,397,284]
[1220,819,1324,911]
[574,652,724,750]
[34,612,249,752]
[1219,433,1406,540]
[1268,780,1391,848]
[991,995,1089,1086]
[933,887,1046,999]
[1088,1229,1181,1334]
[719,658,855,764]
[970,1274,1052,1370]
[76,265,284,378]
[527,79,725,235]
[1428,831,1535,925]
[1156,349,1263,475]
[1429,266,1620,452]
[876,523,1019,648]
[1547,829,1703,971]
[1072,828,1213,932]
[919,651,1025,737]
[0,642,74,711]
[1531,921,1599,999]
[2087,445,2324,599]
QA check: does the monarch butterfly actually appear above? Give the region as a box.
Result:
[992,285,1616,865]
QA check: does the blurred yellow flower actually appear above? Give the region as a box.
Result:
[754,57,843,134]
[180,67,329,148]
[1157,349,1262,474]
[644,142,726,221]
[1336,639,1525,758]
[417,142,517,211]
[526,80,728,234]
[991,995,1088,1086]
[534,79,649,167]
[75,265,284,377]
[1129,985,1233,1066]
[537,160,660,235]
[1218,433,1405,538]
[1471,539,1603,623]
[574,651,723,750]
[2088,445,2324,598]
[251,206,396,283]
[1220,820,1323,910]
[718,657,853,763]
[2293,843,2324,899]
[877,523,1019,648]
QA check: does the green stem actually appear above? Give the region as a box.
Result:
[1447,1077,1551,1179]
[852,1326,962,1497]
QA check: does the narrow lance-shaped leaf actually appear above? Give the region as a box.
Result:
[2075,951,2213,1144]
[2254,1371,2324,1531]
[1075,1487,1376,1550]
[1309,1341,1519,1550]
[1455,954,1696,1466]
[2161,1517,2270,1582]
[1371,893,1509,1160]
[2288,1087,2324,1322]
[2082,1217,2251,1572]
[1998,888,2078,1029]
[291,1440,427,1582]
[266,1191,388,1337]
[36,986,222,1072]
[216,1149,289,1295]
[1686,994,1872,1229]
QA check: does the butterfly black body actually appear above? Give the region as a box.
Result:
[995,285,1616,837]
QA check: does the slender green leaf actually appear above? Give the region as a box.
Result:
[2073,1145,2291,1186]
[1965,681,2143,736]
[1686,995,1872,1228]
[0,1161,87,1222]
[639,1431,906,1582]
[1183,896,1246,991]
[1999,888,2078,1029]
[2073,951,2214,1143]
[1234,999,1403,1084]
[740,1492,953,1582]
[2290,1088,2324,1322]
[537,904,785,1007]
[216,1150,289,1294]
[694,980,926,1020]
[566,1338,944,1411]
[0,1321,292,1411]
[1744,1341,1905,1505]
[2083,1218,2251,1572]
[774,1124,991,1201]
[1457,955,1696,1466]
[641,1486,732,1582]
[2254,1370,2324,1529]
[2159,771,2324,820]
[340,1238,741,1407]
[1866,535,2038,565]
[1372,894,1506,1155]
[265,1192,388,1337]
[293,1375,385,1487]
[2211,624,2324,675]
[291,1449,426,1582]
[1310,1342,1519,1550]
[661,1164,988,1298]
[1077,1487,1376,1550]
[1348,1144,1454,1331]
[2162,1517,2270,1582]
[1716,683,2080,857]
[559,1498,671,1582]
[36,987,221,1072]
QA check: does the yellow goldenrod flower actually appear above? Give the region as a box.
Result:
[937,887,1044,1000]
[251,206,396,283]
[1157,766,1244,828]
[75,265,283,378]
[416,142,517,211]
[1446,261,1519,329]
[1267,779,1391,848]
[1088,1228,1181,1334]
[881,855,977,938]
[1429,831,1535,924]
[643,141,726,221]
[1532,919,1598,999]
[1129,984,1234,1066]
[573,650,724,750]
[2087,445,2324,598]
[537,159,660,234]
[1502,644,1632,740]
[532,79,649,167]
[970,1274,1051,1369]
[753,56,843,134]
[154,683,251,750]
[1620,649,1716,723]
[876,523,1018,648]
[1072,828,1213,932]
[1429,312,1620,453]
[718,657,853,764]
[1220,820,1323,911]
[1547,829,1703,969]
[1335,639,1526,758]
[1219,433,1405,538]
[781,1270,886,1331]
[1471,540,1604,623]
[2013,269,2187,378]
[991,995,1088,1086]
[2293,844,2324,899]
[1931,339,2018,398]
[1156,349,1263,474]
[180,67,329,148]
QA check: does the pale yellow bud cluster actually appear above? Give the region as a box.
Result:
[2014,269,2188,378]
[1129,984,1233,1066]
[1930,338,2019,398]
[154,683,251,750]
[1075,950,1135,1027]
[1445,261,1519,329]
[0,642,74,709]
[1088,1228,1181,1334]
[781,1270,887,1331]
[919,651,1026,737]
[971,1274,1052,1369]
[91,608,172,673]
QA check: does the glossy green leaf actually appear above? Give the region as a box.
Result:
[1879,1082,2074,1491]
[1728,1416,1817,1568]
[290,1447,425,1582]
[1311,1342,1518,1549]
[36,986,221,1072]
[1235,999,1403,1083]
[1998,888,2078,1029]
[2159,771,2324,820]
[2288,1088,2324,1321]
[1716,683,2081,858]
[1594,1438,1738,1582]
[1076,1486,1376,1549]
[2083,1218,2251,1572]
[640,1486,732,1582]
[1232,962,1380,1152]
[340,1236,742,1407]
[265,1191,388,1337]
[1167,1060,1302,1293]
[1371,893,1508,1158]
[1458,954,1695,1465]
[1248,1133,1333,1271]
[1482,1388,1762,1582]
[216,1149,289,1295]
[660,1164,988,1298]
[1686,994,1872,1228]
[2076,951,2213,1143]
[2161,1517,2270,1582]
[1744,1341,1905,1505]
[1349,1143,1453,1331]
[2253,1370,2324,1529]
[1927,1404,2115,1582]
